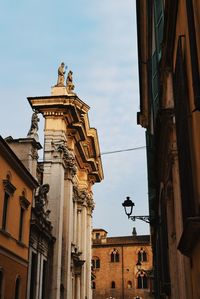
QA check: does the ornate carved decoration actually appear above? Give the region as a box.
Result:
[87,194,95,212]
[52,141,77,177]
[72,185,94,211]
[32,184,53,236]
[31,147,39,160]
[34,184,50,219]
[3,179,16,195]
[36,162,44,185]
[19,195,30,209]
[71,244,85,276]
[73,185,79,202]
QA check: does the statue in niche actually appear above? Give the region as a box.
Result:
[27,110,39,140]
[66,70,75,93]
[56,62,66,86]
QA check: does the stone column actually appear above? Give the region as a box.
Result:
[80,198,87,299]
[77,207,82,250]
[86,195,94,299]
[75,275,81,299]
[42,128,67,299]
[73,198,77,245]
[62,154,77,299]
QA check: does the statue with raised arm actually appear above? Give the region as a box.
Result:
[66,70,75,94]
[56,62,66,86]
[27,110,39,140]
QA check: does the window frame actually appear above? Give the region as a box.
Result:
[110,249,120,263]
[2,178,16,231]
[92,257,100,269]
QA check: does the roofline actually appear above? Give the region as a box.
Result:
[0,136,39,189]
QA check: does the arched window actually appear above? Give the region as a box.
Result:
[138,248,147,262]
[15,276,21,299]
[92,281,96,289]
[137,272,148,289]
[92,257,100,269]
[111,249,120,263]
[127,280,132,289]
[111,281,115,289]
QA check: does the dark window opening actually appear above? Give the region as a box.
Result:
[138,248,147,262]
[96,233,100,239]
[14,277,20,299]
[19,207,25,242]
[30,252,38,299]
[0,270,4,299]
[42,260,47,299]
[92,257,100,269]
[2,192,9,230]
[111,281,115,289]
[137,274,148,289]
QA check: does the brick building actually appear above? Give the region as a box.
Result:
[92,229,153,299]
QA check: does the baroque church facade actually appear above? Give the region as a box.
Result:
[0,64,103,299]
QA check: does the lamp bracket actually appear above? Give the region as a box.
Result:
[129,215,150,223]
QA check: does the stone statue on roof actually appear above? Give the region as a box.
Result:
[66,70,75,94]
[27,110,39,141]
[56,62,66,87]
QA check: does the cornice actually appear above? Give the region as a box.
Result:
[136,0,152,129]
[28,94,104,183]
[27,95,90,114]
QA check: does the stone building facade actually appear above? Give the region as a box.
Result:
[136,1,200,298]
[92,229,153,299]
[0,66,103,299]
[27,75,103,299]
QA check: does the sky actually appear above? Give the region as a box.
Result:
[0,0,149,236]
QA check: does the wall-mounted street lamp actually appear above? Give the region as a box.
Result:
[122,196,151,224]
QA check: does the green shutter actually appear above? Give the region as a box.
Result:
[154,0,164,60]
[151,50,159,119]
[146,131,156,218]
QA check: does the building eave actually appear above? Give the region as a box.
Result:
[0,136,38,189]
[136,0,151,128]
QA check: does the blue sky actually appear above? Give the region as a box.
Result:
[0,0,149,236]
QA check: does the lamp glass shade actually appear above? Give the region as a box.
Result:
[122,196,135,217]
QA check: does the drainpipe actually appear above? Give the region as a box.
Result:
[122,246,124,299]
